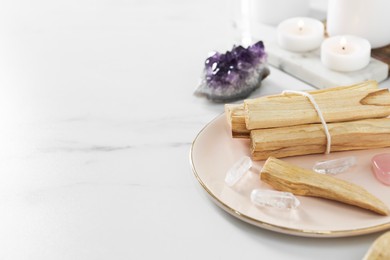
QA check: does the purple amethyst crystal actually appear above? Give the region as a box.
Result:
[195,41,269,102]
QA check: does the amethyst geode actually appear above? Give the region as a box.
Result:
[195,41,269,102]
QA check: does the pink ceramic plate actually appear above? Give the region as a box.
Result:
[190,114,390,237]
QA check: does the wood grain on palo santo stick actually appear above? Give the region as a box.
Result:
[244,80,390,130]
[363,231,390,260]
[260,157,389,216]
[224,104,249,138]
[225,81,390,138]
[251,118,390,160]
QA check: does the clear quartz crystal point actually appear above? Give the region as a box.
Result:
[313,156,357,174]
[250,189,300,209]
[225,156,253,186]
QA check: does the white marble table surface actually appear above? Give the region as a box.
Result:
[0,0,389,259]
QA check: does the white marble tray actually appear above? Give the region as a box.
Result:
[266,41,389,89]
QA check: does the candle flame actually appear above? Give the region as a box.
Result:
[297,19,304,31]
[340,37,347,51]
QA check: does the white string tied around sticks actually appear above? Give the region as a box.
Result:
[282,90,331,154]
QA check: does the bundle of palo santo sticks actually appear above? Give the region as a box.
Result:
[225,80,390,160]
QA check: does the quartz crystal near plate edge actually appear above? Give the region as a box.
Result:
[251,189,300,210]
[194,41,270,102]
[225,156,253,186]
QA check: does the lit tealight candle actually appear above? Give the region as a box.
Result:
[277,17,324,52]
[321,35,371,72]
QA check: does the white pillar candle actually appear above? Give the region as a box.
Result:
[252,0,309,26]
[327,0,390,49]
[277,17,324,52]
[321,35,371,72]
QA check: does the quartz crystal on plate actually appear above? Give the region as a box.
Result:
[250,189,300,209]
[313,156,357,174]
[225,156,253,186]
[195,41,270,102]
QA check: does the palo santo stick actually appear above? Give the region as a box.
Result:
[244,80,390,130]
[260,157,389,215]
[363,231,390,260]
[224,104,249,138]
[251,118,390,160]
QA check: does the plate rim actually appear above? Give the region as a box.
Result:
[189,113,390,238]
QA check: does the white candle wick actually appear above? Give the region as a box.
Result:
[297,19,304,32]
[340,37,347,52]
[321,35,371,72]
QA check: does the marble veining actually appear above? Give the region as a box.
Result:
[40,141,192,153]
